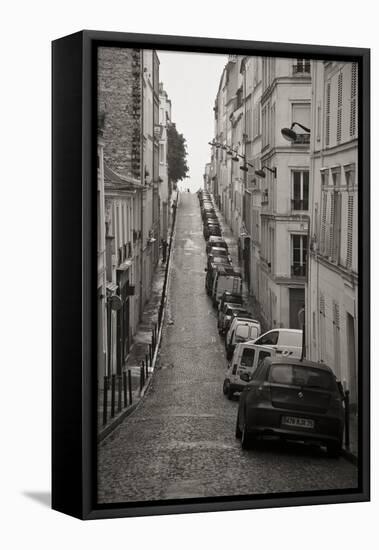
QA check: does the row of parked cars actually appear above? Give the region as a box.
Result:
[198,190,345,458]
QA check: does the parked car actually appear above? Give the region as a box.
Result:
[211,266,242,306]
[204,224,222,240]
[218,291,243,314]
[205,262,231,296]
[207,256,232,272]
[223,308,253,335]
[251,328,302,358]
[235,357,345,457]
[207,246,232,265]
[218,304,252,335]
[223,343,275,399]
[225,318,262,359]
[206,237,228,254]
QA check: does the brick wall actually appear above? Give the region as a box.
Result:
[98,47,142,179]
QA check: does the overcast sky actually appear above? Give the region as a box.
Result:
[157,51,227,192]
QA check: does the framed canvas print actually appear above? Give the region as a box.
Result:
[52,30,370,520]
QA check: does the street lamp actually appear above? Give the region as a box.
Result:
[255,166,277,178]
[281,122,310,142]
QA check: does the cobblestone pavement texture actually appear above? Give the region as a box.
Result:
[97,192,358,504]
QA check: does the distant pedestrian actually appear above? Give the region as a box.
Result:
[161,239,168,264]
[187,188,190,193]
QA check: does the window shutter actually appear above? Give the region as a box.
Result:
[320,191,327,254]
[328,192,335,259]
[325,82,331,146]
[346,195,354,268]
[350,63,357,137]
[337,73,343,143]
[320,293,325,316]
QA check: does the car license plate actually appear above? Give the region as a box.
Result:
[282,416,314,429]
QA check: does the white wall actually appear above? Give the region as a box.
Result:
[3,2,377,549]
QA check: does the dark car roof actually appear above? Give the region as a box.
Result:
[225,304,247,312]
[209,261,230,270]
[216,265,241,276]
[209,247,228,253]
[266,357,335,374]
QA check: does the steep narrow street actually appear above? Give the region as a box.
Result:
[97,192,358,504]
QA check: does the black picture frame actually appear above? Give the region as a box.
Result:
[52,30,370,520]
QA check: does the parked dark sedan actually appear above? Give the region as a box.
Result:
[236,357,344,457]
[204,224,222,239]
[206,237,228,254]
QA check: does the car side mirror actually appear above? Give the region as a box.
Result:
[240,372,251,382]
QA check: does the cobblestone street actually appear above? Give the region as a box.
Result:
[97,192,358,504]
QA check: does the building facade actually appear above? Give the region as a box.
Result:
[306,61,359,404]
[258,57,311,329]
[158,83,172,241]
[97,135,107,381]
[97,47,164,380]
[212,56,312,330]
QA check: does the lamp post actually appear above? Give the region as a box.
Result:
[255,166,277,178]
[281,122,310,142]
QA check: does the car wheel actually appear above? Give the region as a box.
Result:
[235,415,242,439]
[227,385,234,400]
[326,442,342,458]
[222,379,230,396]
[226,348,232,360]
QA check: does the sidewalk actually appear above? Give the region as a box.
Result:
[214,202,358,464]
[97,261,168,441]
[98,196,178,442]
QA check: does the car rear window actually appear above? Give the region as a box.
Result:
[236,325,249,340]
[268,364,335,390]
[241,348,255,367]
[249,326,260,339]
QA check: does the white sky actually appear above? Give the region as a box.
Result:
[157,51,227,192]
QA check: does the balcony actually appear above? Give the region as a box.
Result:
[291,199,309,211]
[291,264,307,277]
[292,63,311,75]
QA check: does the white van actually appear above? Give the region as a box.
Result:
[225,318,261,359]
[211,267,242,307]
[223,343,276,399]
[251,328,302,358]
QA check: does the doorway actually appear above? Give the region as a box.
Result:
[289,288,305,329]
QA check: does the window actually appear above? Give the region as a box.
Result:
[329,171,342,263]
[291,235,308,277]
[291,103,311,144]
[337,72,343,143]
[346,195,354,268]
[257,350,272,369]
[241,348,255,367]
[292,170,309,210]
[292,103,311,130]
[159,143,165,163]
[235,325,250,341]
[325,82,331,146]
[316,102,321,142]
[256,330,279,346]
[350,63,357,137]
[269,365,335,390]
[293,58,311,75]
